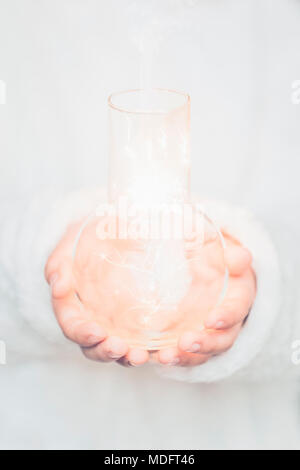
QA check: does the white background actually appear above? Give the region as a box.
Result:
[0,0,299,215]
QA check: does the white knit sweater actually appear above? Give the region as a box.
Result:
[0,188,295,383]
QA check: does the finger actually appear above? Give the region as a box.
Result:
[45,252,60,283]
[224,244,252,277]
[45,225,79,282]
[157,347,180,366]
[178,351,210,367]
[52,291,107,347]
[47,257,73,299]
[205,272,255,330]
[45,244,71,282]
[178,331,204,353]
[57,310,107,347]
[82,336,129,363]
[180,325,241,355]
[157,347,208,367]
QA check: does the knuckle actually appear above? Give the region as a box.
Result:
[81,348,96,362]
[224,318,237,329]
[199,356,209,365]
[62,330,73,342]
[201,341,214,354]
[61,318,79,342]
[51,284,63,299]
[220,335,235,352]
[62,324,75,342]
[45,255,58,277]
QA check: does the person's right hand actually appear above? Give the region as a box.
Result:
[45,222,150,367]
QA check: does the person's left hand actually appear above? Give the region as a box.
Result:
[156,234,256,367]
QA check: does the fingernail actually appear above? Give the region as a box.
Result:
[50,274,58,286]
[187,343,201,353]
[206,319,224,329]
[108,352,122,360]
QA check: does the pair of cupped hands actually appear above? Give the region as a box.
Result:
[45,222,256,368]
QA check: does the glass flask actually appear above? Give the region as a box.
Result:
[73,89,228,350]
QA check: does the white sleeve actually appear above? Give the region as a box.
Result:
[0,188,104,358]
[157,201,287,383]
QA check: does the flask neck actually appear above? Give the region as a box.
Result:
[108,89,191,206]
